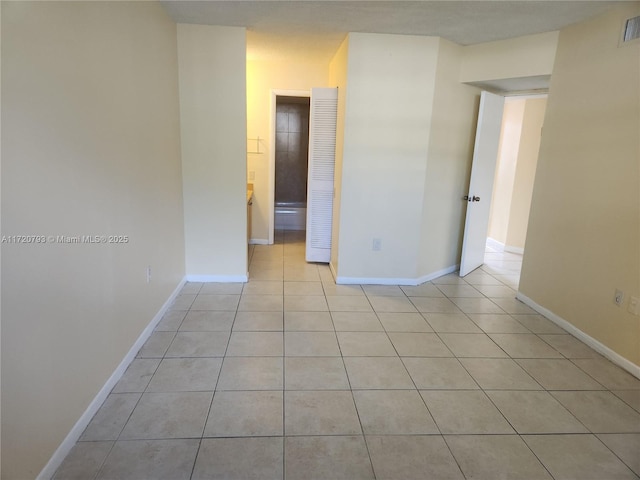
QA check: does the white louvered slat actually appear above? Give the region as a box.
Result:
[306,88,338,263]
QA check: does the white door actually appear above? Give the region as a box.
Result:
[459,91,505,277]
[306,87,338,263]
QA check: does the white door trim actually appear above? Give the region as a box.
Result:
[268,89,311,244]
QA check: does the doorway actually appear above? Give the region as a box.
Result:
[485,95,548,288]
[274,96,311,233]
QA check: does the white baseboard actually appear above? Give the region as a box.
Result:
[185,274,248,283]
[249,238,269,245]
[486,237,505,252]
[516,292,640,380]
[36,277,187,480]
[335,264,459,286]
[504,245,525,255]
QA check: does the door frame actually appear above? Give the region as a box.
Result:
[268,89,311,244]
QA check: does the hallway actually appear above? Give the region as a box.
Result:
[54,230,640,479]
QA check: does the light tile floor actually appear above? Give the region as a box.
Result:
[54,230,640,479]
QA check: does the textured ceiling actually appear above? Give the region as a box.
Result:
[161,1,625,62]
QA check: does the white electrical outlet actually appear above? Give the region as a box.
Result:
[249,171,255,181]
[372,238,382,251]
[614,289,625,306]
[628,296,640,316]
[146,266,152,284]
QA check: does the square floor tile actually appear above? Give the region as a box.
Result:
[191,294,240,311]
[285,390,361,435]
[387,332,452,357]
[284,436,374,480]
[81,393,141,441]
[366,435,464,480]
[353,390,438,434]
[284,281,324,296]
[597,434,640,476]
[491,298,536,314]
[326,295,373,312]
[192,437,283,480]
[489,333,563,358]
[112,359,159,393]
[284,265,320,281]
[180,282,203,295]
[538,334,600,358]
[377,313,433,332]
[284,311,334,331]
[179,311,235,331]
[199,283,244,295]
[285,357,350,390]
[524,434,638,480]
[331,312,383,331]
[344,357,414,389]
[409,297,462,313]
[403,357,478,389]
[467,313,530,333]
[516,358,604,390]
[451,298,505,314]
[171,294,196,310]
[337,332,397,356]
[227,332,283,356]
[96,439,199,480]
[285,331,340,356]
[368,295,418,313]
[165,332,230,357]
[424,313,482,333]
[572,358,640,390]
[436,284,484,298]
[156,310,187,331]
[512,314,566,334]
[205,391,283,437]
[439,333,508,358]
[446,435,552,480]
[487,390,588,434]
[363,285,405,296]
[459,358,542,390]
[146,357,222,392]
[137,332,175,358]
[473,285,517,298]
[238,295,283,312]
[432,274,467,285]
[321,284,365,296]
[120,392,212,439]
[284,295,328,312]
[217,357,283,390]
[401,284,445,297]
[613,390,640,413]
[53,441,113,480]
[551,391,640,433]
[242,281,283,295]
[420,391,514,434]
[233,311,283,331]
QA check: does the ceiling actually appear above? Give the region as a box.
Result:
[161,0,625,63]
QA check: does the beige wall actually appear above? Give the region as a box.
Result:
[335,33,439,281]
[506,97,546,249]
[1,2,185,478]
[521,4,640,367]
[488,99,526,244]
[461,31,559,84]
[329,36,350,274]
[178,24,248,279]
[246,58,329,242]
[419,38,481,277]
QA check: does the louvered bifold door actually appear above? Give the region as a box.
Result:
[305,87,338,263]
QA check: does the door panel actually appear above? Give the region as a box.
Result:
[460,91,505,277]
[306,87,338,263]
